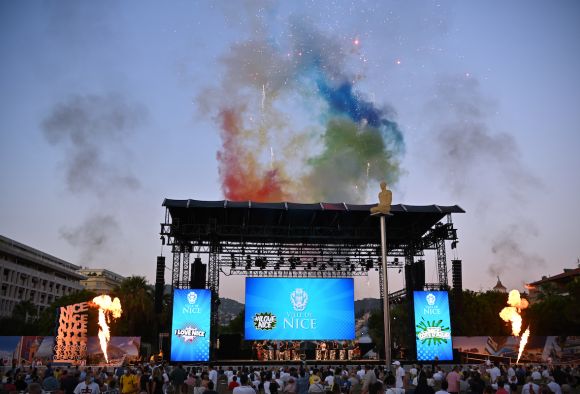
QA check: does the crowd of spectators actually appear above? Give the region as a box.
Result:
[1,360,578,394]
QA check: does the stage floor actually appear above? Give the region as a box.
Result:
[207,359,386,367]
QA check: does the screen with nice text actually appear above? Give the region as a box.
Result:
[170,289,211,362]
[413,290,453,361]
[244,277,355,340]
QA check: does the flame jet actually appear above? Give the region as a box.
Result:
[91,295,122,364]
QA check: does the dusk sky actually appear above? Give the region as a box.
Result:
[1,1,579,302]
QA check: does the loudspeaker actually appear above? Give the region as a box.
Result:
[452,260,462,291]
[414,260,425,290]
[155,256,165,313]
[405,260,425,291]
[190,257,207,289]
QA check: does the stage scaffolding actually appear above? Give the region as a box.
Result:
[160,199,464,354]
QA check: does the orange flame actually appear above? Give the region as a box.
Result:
[92,295,122,363]
[517,326,530,363]
[499,290,531,364]
[499,290,528,336]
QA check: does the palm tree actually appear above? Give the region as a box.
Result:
[112,276,156,341]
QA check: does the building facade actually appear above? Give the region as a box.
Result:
[526,265,580,301]
[78,268,125,294]
[0,235,85,318]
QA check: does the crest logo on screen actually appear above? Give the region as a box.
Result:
[253,312,277,330]
[183,291,201,314]
[187,291,198,304]
[290,288,308,311]
[426,293,436,306]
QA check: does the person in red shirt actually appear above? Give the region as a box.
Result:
[229,375,240,391]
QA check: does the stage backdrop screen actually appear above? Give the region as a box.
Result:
[244,278,355,340]
[413,290,453,361]
[170,289,211,362]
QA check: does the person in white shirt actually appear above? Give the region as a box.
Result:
[233,375,257,394]
[546,377,562,394]
[208,366,218,389]
[392,361,405,390]
[324,373,334,389]
[487,362,501,386]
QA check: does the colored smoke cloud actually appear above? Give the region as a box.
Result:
[200,18,405,203]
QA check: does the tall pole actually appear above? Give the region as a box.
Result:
[380,215,392,365]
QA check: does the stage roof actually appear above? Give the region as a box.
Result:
[162,199,464,245]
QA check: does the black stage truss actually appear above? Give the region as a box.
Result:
[160,199,464,354]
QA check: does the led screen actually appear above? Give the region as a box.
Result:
[413,290,453,361]
[170,289,211,362]
[244,278,355,340]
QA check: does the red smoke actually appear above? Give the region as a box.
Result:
[217,108,289,202]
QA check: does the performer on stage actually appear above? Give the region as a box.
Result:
[320,341,327,360]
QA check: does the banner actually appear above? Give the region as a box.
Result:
[453,336,580,363]
[413,290,453,361]
[170,289,211,362]
[244,278,355,340]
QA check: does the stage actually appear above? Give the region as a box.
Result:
[201,359,386,367]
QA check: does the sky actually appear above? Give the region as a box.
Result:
[1,0,579,302]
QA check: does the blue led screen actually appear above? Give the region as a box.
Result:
[413,290,453,361]
[170,289,211,362]
[244,278,355,340]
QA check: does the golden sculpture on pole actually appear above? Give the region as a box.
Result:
[370,181,393,365]
[370,181,392,215]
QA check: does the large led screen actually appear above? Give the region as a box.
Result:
[244,278,355,340]
[170,289,211,362]
[413,290,453,361]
